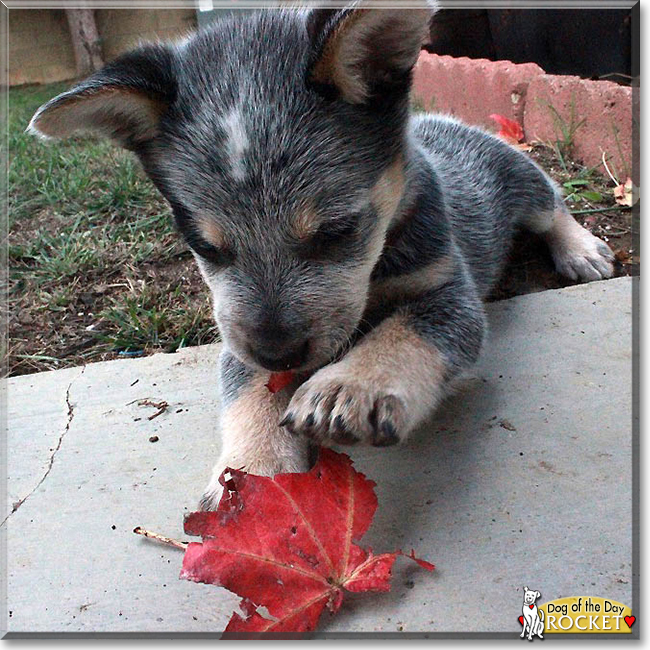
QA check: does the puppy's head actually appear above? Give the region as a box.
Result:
[29,3,434,372]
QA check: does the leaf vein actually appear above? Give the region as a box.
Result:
[273,481,336,576]
[209,546,329,585]
[341,461,355,576]
[255,590,334,633]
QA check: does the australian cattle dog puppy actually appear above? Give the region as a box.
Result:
[29,3,614,509]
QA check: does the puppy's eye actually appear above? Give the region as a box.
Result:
[310,219,360,247]
[315,220,358,241]
[192,240,234,267]
[298,218,360,261]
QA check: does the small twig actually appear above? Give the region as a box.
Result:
[570,206,628,216]
[133,526,188,550]
[601,228,630,237]
[126,398,169,420]
[147,404,168,421]
[601,151,619,186]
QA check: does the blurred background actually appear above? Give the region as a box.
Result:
[9,7,632,87]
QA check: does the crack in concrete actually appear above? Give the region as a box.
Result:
[1,366,86,528]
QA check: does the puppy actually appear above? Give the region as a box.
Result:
[29,3,614,509]
[521,587,545,640]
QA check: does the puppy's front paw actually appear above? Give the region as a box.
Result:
[551,228,615,282]
[199,451,310,511]
[281,364,408,447]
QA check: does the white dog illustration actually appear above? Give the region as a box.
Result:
[521,586,545,640]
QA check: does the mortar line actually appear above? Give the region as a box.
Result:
[1,365,86,528]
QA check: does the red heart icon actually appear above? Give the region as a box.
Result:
[529,604,534,609]
[624,616,635,628]
[518,616,524,626]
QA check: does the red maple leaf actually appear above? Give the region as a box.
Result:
[489,113,525,144]
[180,449,434,635]
[265,370,295,394]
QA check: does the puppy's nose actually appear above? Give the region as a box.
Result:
[249,339,309,371]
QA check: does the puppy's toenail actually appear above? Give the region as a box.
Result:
[372,420,399,447]
[332,415,360,444]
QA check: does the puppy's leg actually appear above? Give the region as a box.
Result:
[524,202,614,281]
[283,268,486,446]
[200,348,311,510]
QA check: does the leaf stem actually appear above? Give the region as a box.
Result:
[133,526,188,550]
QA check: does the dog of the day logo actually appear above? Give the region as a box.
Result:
[518,590,634,638]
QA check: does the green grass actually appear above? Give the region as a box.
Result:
[9,84,165,224]
[541,97,586,172]
[98,283,218,354]
[7,82,218,376]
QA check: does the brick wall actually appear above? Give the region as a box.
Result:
[9,9,197,86]
[412,52,633,176]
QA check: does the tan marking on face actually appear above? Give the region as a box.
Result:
[349,156,406,287]
[366,254,456,311]
[195,213,227,250]
[292,203,322,241]
[318,163,405,329]
[370,156,406,224]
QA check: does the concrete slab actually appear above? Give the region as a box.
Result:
[3,277,634,636]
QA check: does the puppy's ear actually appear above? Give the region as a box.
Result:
[306,1,436,104]
[536,591,541,599]
[28,43,175,149]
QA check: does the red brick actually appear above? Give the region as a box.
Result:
[412,52,544,131]
[524,74,633,178]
